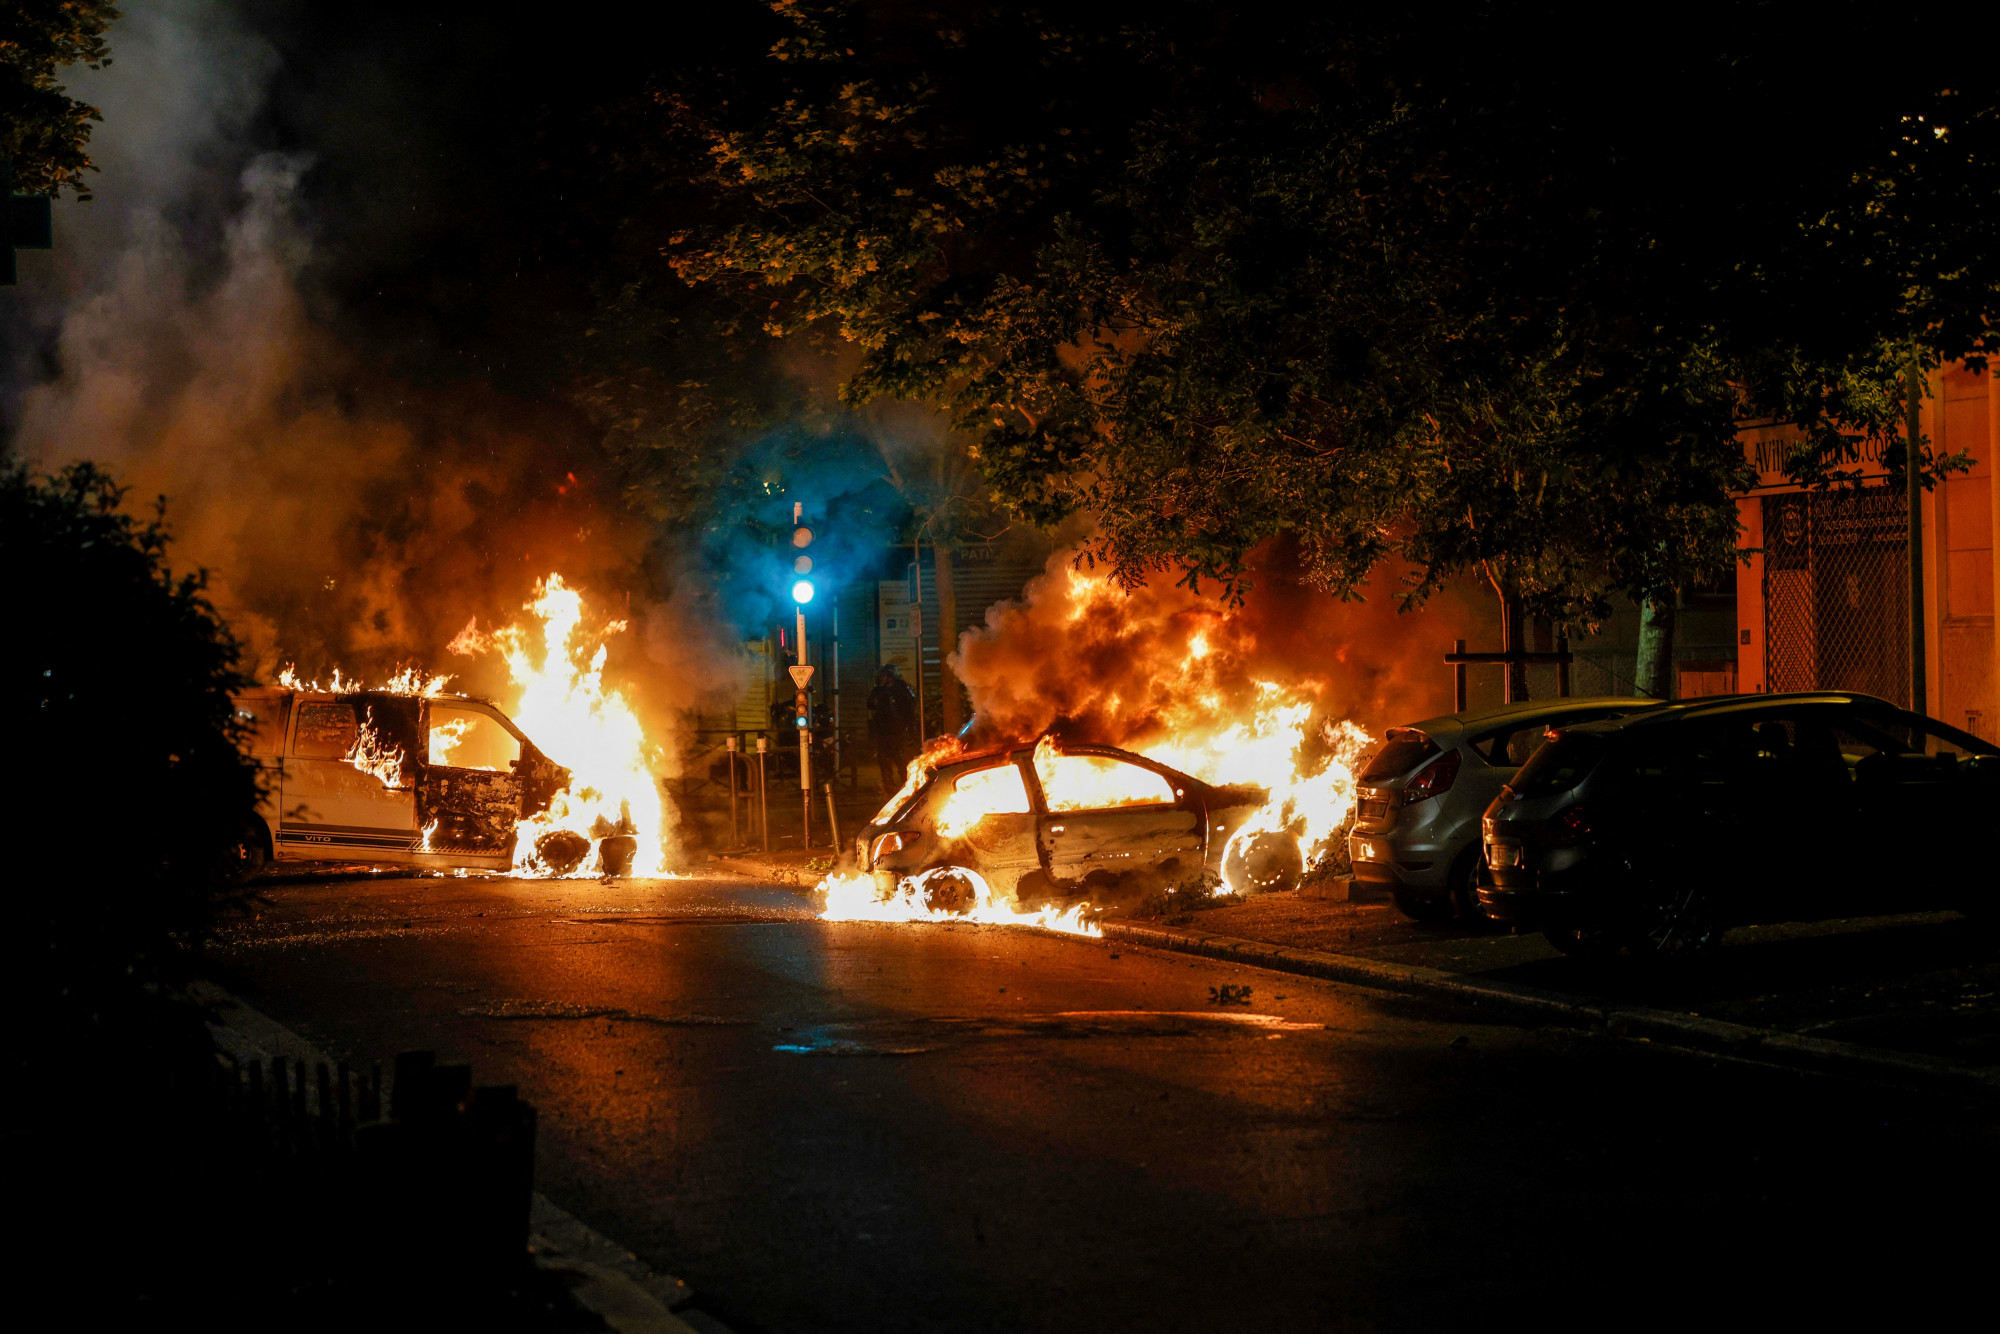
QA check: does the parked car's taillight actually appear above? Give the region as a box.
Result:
[1401,750,1461,804]
[1544,805,1593,848]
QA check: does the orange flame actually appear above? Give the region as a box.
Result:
[819,866,1101,936]
[344,708,408,788]
[474,574,672,877]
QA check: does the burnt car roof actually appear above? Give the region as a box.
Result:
[923,740,1205,783]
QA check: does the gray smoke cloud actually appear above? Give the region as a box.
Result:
[3,1,748,736]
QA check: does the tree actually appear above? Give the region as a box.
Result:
[651,2,1998,659]
[4,462,258,1053]
[1,0,118,196]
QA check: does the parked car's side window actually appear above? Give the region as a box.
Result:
[1474,722,1555,766]
[1036,751,1176,812]
[1510,732,1608,798]
[293,700,358,758]
[427,704,522,772]
[1685,711,1850,789]
[1828,710,1992,784]
[1360,729,1439,780]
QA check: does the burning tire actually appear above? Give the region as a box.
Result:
[915,867,981,914]
[597,835,638,877]
[1223,832,1305,895]
[534,830,591,876]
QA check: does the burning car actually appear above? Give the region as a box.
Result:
[222,686,623,879]
[849,736,1304,915]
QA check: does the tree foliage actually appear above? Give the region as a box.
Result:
[4,462,258,1043]
[655,1,1999,621]
[0,0,117,196]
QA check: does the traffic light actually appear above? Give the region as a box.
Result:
[794,685,811,729]
[789,507,815,604]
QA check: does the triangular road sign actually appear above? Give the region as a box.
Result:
[788,665,816,688]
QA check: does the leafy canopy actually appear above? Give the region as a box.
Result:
[659,1,1998,621]
[0,0,118,196]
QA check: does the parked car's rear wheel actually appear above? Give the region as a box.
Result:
[1392,886,1456,922]
[1634,886,1720,956]
[1541,920,1623,958]
[1448,848,1498,929]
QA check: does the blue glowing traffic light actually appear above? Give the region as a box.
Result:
[791,578,815,605]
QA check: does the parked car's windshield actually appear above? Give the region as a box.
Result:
[1510,732,1608,799]
[1361,729,1440,782]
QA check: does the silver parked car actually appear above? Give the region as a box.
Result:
[1348,697,1668,922]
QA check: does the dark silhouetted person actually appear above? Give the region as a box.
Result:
[868,664,918,793]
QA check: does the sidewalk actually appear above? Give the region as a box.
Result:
[703,848,2000,1090]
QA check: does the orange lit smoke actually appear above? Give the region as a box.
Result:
[950,543,1460,871]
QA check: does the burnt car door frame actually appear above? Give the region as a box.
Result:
[416,698,529,863]
[1023,745,1207,889]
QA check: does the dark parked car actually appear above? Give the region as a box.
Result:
[1479,691,2000,955]
[1349,697,1667,922]
[855,740,1300,910]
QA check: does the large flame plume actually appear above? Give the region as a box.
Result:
[453,574,672,877]
[820,543,1458,927]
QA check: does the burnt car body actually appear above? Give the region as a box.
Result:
[1479,691,2000,954]
[1349,697,1669,922]
[225,688,572,877]
[855,742,1291,908]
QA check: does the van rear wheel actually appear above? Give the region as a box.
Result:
[213,826,268,886]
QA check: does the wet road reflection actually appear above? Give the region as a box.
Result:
[214,875,1995,1333]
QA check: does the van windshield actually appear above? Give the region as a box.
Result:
[1510,732,1608,799]
[1360,729,1441,782]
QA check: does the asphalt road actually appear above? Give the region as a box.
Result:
[213,874,1996,1332]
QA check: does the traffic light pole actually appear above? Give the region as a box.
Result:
[798,606,813,847]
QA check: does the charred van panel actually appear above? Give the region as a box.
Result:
[420,767,520,859]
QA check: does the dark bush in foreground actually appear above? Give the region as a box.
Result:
[3,461,257,1048]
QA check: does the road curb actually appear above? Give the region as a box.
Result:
[1098,922,2000,1093]
[192,981,729,1332]
[706,853,824,888]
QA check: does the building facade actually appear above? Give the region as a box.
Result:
[1736,361,1999,737]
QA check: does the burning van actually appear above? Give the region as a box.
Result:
[223,687,602,879]
[850,736,1303,914]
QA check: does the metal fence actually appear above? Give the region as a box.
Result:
[1763,485,1911,708]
